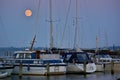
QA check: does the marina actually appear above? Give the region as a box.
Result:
[0,47,120,80]
[0,0,120,80]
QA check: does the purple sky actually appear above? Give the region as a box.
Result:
[0,0,120,48]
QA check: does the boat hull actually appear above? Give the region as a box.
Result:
[66,63,96,73]
[0,66,14,76]
[12,64,66,75]
[0,72,8,78]
[96,64,104,72]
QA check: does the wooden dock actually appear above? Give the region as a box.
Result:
[105,63,120,73]
[96,62,120,74]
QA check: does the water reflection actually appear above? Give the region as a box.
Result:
[2,72,120,80]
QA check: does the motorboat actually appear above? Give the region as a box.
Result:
[94,52,112,72]
[94,53,112,64]
[10,50,66,75]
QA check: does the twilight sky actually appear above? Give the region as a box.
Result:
[0,0,120,48]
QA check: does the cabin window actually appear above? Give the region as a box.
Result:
[25,53,31,59]
[17,53,24,59]
[95,55,102,58]
[16,54,19,59]
[77,54,88,61]
[20,53,24,59]
[102,54,111,58]
[66,55,72,61]
[15,53,31,59]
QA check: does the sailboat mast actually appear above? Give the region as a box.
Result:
[49,0,53,50]
[105,33,108,49]
[96,36,98,53]
[29,0,41,51]
[75,0,78,49]
[29,35,36,51]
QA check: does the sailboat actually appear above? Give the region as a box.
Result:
[61,0,96,73]
[93,36,112,72]
[62,51,96,73]
[5,0,66,75]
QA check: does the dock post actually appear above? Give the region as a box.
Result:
[103,63,105,74]
[111,60,114,75]
[46,62,50,76]
[19,63,22,77]
[84,61,86,78]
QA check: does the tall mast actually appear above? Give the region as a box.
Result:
[96,35,98,53]
[105,33,108,49]
[49,0,53,50]
[29,35,36,51]
[29,0,41,51]
[75,0,78,49]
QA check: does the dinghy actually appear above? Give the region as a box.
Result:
[0,71,8,78]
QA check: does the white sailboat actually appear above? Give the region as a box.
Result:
[6,0,66,76]
[62,0,96,73]
[93,36,112,72]
[62,51,96,73]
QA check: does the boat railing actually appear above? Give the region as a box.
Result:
[3,59,65,65]
[3,59,43,65]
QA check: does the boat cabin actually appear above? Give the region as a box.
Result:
[62,52,93,63]
[94,53,112,64]
[14,50,63,64]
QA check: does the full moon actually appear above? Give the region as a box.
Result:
[25,9,32,16]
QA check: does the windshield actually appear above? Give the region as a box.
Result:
[95,54,111,58]
[15,53,31,59]
[77,53,90,62]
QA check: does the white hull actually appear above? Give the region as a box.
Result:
[13,64,66,75]
[96,64,104,72]
[11,50,67,75]
[0,67,14,77]
[67,63,96,73]
[3,68,13,76]
[0,72,8,78]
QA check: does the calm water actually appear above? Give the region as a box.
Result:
[1,72,120,80]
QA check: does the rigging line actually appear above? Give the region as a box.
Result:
[0,16,4,27]
[74,0,78,49]
[34,0,41,36]
[29,0,41,50]
[80,20,84,48]
[60,0,71,48]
